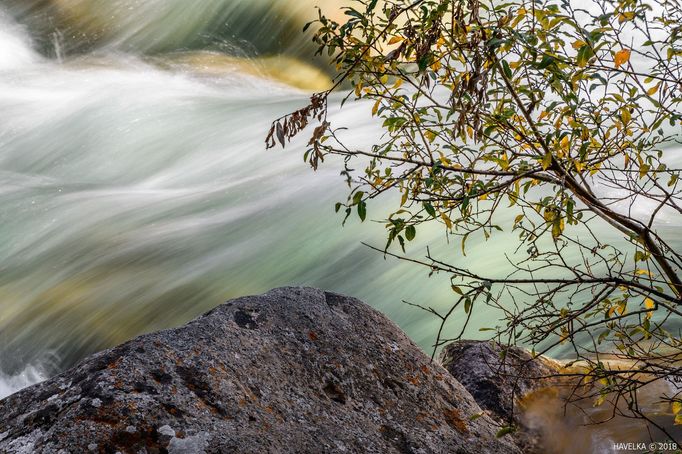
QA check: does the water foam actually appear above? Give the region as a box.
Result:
[0,12,40,71]
[0,366,45,399]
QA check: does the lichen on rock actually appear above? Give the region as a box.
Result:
[0,287,520,453]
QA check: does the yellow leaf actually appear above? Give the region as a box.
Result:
[639,164,650,179]
[538,111,549,121]
[614,49,631,68]
[618,12,635,23]
[621,108,631,125]
[616,302,626,315]
[542,153,552,170]
[675,414,682,425]
[425,130,437,143]
[594,395,607,407]
[441,213,453,229]
[590,162,601,176]
[387,36,403,45]
[673,401,682,415]
[644,298,655,310]
[572,40,586,50]
[560,135,570,150]
[552,218,565,239]
[647,83,660,96]
[372,100,380,116]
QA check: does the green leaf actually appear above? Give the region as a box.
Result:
[405,225,416,241]
[496,426,515,438]
[358,201,367,222]
[423,202,436,218]
[501,60,512,79]
[469,413,484,421]
[577,45,594,67]
[537,55,555,70]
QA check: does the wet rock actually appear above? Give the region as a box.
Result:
[0,287,520,453]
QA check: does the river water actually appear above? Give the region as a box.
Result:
[0,0,483,390]
[0,2,681,450]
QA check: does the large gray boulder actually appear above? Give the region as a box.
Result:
[0,287,520,454]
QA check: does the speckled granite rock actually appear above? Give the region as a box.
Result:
[439,340,562,453]
[0,287,520,454]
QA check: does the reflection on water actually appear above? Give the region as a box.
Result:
[522,377,682,453]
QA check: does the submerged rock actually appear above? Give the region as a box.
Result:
[0,287,519,453]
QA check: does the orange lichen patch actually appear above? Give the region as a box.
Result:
[107,357,122,370]
[407,375,421,386]
[308,331,318,341]
[420,365,430,375]
[442,408,469,434]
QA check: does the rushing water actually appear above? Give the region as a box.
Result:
[0,0,477,383]
[1,2,682,450]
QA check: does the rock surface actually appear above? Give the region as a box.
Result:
[0,287,520,454]
[439,341,560,423]
[439,340,562,453]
